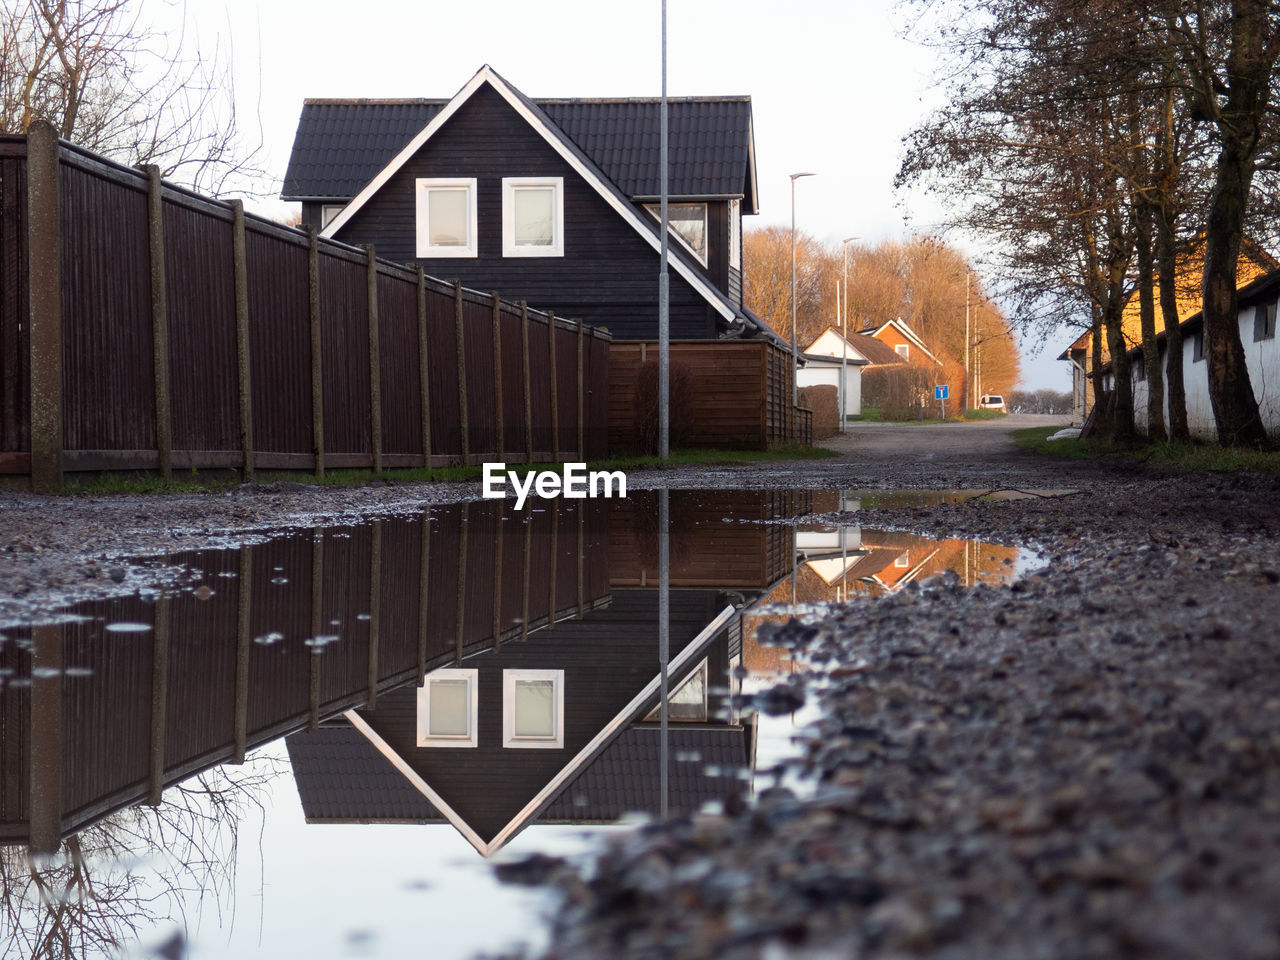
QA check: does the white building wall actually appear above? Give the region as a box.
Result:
[1129,299,1280,439]
[797,361,862,416]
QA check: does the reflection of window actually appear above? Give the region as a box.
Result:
[645,659,708,722]
[503,177,563,257]
[503,669,564,748]
[1193,331,1204,362]
[895,343,910,359]
[895,552,910,568]
[644,202,708,265]
[417,668,478,747]
[416,178,477,257]
[320,204,344,228]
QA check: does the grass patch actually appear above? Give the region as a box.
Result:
[963,408,1006,420]
[57,445,838,495]
[1011,426,1280,475]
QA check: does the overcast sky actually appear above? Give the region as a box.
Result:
[180,0,1068,389]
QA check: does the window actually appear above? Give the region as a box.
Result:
[1193,331,1204,363]
[895,343,910,359]
[1134,359,1145,382]
[644,660,708,722]
[416,178,477,257]
[643,202,708,265]
[1254,302,1277,342]
[503,669,564,748]
[502,177,563,257]
[320,204,344,228]
[729,199,741,270]
[895,552,911,568]
[416,668,478,747]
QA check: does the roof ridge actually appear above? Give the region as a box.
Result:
[302,96,751,106]
[303,97,449,105]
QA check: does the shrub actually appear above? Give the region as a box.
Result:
[634,358,694,453]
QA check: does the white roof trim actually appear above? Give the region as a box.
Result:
[343,709,491,856]
[345,603,737,858]
[873,318,942,365]
[321,65,734,323]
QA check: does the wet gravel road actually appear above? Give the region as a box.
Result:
[6,417,1280,959]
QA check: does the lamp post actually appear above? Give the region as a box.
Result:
[789,172,815,408]
[841,236,858,432]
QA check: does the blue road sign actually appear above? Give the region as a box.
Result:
[934,385,949,400]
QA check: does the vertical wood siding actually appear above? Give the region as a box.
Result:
[0,138,608,479]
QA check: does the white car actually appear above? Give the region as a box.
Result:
[978,394,1006,413]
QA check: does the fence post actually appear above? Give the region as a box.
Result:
[454,281,469,464]
[491,292,504,458]
[26,120,62,492]
[418,508,431,683]
[521,302,533,463]
[577,319,585,459]
[309,528,324,732]
[455,502,469,664]
[144,166,172,481]
[365,245,382,474]
[417,267,431,468]
[368,520,382,708]
[491,514,504,651]
[548,312,559,461]
[147,594,171,805]
[29,625,62,853]
[307,227,325,478]
[233,544,251,763]
[231,201,253,479]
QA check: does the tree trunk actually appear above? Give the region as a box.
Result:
[1088,307,1105,417]
[1102,301,1133,442]
[1135,202,1166,441]
[1202,143,1266,446]
[1155,207,1189,441]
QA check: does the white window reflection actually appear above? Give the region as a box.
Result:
[503,669,564,748]
[417,668,478,747]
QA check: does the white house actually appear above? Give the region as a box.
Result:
[1113,269,1280,439]
[797,328,871,418]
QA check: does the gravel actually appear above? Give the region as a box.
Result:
[6,418,1280,958]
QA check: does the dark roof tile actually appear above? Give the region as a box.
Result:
[282,97,754,205]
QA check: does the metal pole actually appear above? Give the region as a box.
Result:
[965,270,971,408]
[790,179,797,408]
[658,487,670,819]
[835,279,842,430]
[658,0,670,461]
[842,236,856,429]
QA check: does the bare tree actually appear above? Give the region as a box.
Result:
[0,0,263,195]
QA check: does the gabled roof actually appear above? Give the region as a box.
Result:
[317,65,748,329]
[861,318,943,365]
[288,725,749,825]
[339,603,737,857]
[850,333,910,366]
[802,327,871,364]
[284,93,758,211]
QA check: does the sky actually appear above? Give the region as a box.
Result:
[165,0,1070,389]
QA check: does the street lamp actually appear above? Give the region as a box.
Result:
[789,172,816,409]
[841,236,858,432]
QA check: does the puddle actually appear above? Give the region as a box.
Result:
[0,489,1038,959]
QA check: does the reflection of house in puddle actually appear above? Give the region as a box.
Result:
[285,490,813,856]
[743,502,1025,676]
[288,592,750,856]
[0,487,1022,862]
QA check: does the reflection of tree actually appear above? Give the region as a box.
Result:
[0,754,284,959]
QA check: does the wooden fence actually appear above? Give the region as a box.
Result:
[608,340,812,452]
[0,123,609,489]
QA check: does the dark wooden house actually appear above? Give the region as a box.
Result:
[282,65,779,344]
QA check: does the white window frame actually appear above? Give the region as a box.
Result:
[320,204,345,229]
[415,178,478,258]
[895,343,910,359]
[643,202,709,267]
[502,177,564,257]
[502,669,564,749]
[416,668,478,747]
[729,199,741,270]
